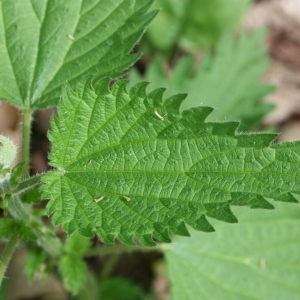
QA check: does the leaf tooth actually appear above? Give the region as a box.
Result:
[118,230,135,246]
[236,133,278,147]
[252,198,274,210]
[164,93,188,114]
[78,225,94,238]
[171,222,190,237]
[182,106,214,124]
[64,220,79,236]
[46,199,57,216]
[275,192,298,203]
[110,79,129,97]
[73,75,95,97]
[147,87,166,107]
[95,226,116,244]
[204,203,238,223]
[230,193,274,210]
[93,77,111,96]
[153,223,172,243]
[100,233,116,244]
[129,81,149,98]
[138,234,156,247]
[188,215,215,232]
[211,121,239,136]
[63,79,85,101]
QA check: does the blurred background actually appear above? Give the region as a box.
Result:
[0,0,300,299]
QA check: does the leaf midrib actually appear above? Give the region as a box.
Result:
[27,0,48,105]
[39,2,141,101]
[0,1,22,104]
[30,0,83,103]
[62,173,232,203]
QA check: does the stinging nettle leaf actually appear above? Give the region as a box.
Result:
[146,0,251,52]
[60,255,88,295]
[165,201,300,300]
[42,77,300,246]
[130,30,275,131]
[64,231,91,256]
[0,0,156,109]
[60,232,91,295]
[0,218,36,240]
[24,247,47,282]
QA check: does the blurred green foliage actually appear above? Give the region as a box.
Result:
[131,30,274,131]
[145,0,252,54]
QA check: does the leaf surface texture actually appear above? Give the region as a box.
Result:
[165,201,300,300]
[130,30,274,130]
[0,0,155,108]
[42,77,300,245]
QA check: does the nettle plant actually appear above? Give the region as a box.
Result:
[0,1,299,298]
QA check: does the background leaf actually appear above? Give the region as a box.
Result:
[24,247,47,282]
[0,0,155,109]
[42,77,300,246]
[64,231,91,256]
[146,0,251,52]
[58,232,91,295]
[99,277,146,300]
[130,30,274,131]
[165,201,300,300]
[60,255,88,296]
[0,218,36,240]
[59,232,91,295]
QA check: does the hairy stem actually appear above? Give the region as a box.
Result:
[21,109,33,178]
[85,244,161,257]
[0,235,19,286]
[8,196,62,258]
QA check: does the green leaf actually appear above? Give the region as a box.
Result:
[131,30,274,131]
[146,0,251,52]
[0,0,155,109]
[21,188,42,204]
[64,231,91,256]
[42,77,299,246]
[8,195,62,256]
[60,254,88,295]
[0,135,17,169]
[24,247,47,282]
[0,218,36,240]
[0,218,17,238]
[60,232,91,295]
[99,277,146,300]
[165,201,300,300]
[77,271,100,300]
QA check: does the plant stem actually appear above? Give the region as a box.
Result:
[21,109,33,178]
[0,109,33,285]
[8,196,62,258]
[85,243,161,257]
[0,235,19,286]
